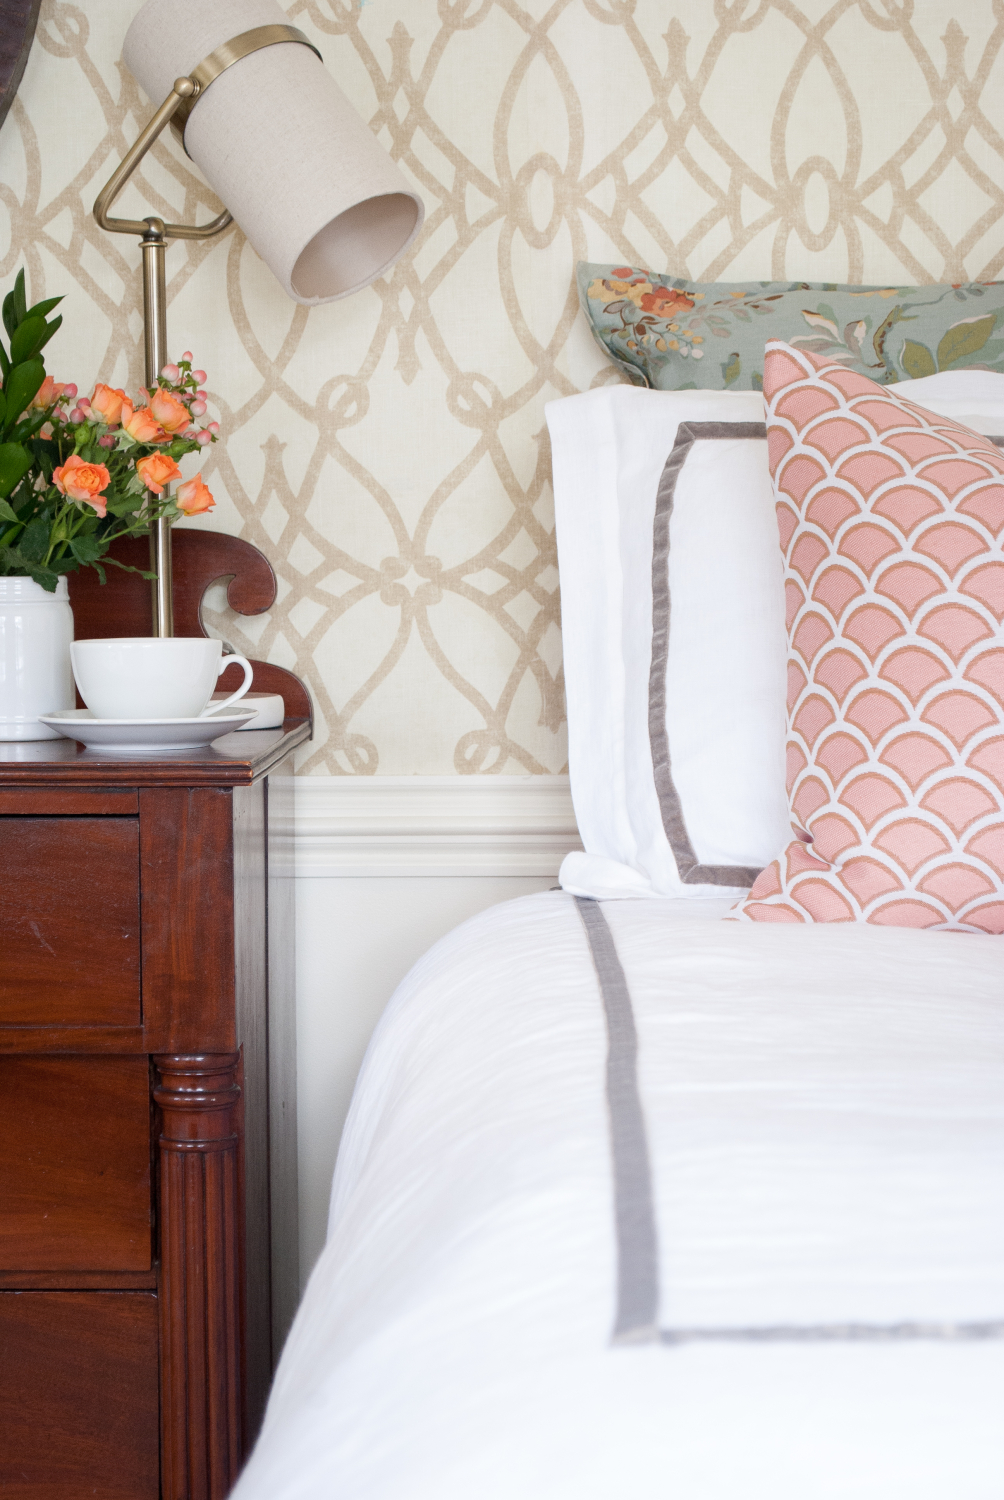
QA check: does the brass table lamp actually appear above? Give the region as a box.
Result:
[94,0,424,636]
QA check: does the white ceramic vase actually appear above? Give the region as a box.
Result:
[0,576,75,740]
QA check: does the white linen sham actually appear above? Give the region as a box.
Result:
[547,373,1004,898]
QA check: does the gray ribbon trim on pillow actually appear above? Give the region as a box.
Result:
[648,421,769,886]
[576,893,1004,1348]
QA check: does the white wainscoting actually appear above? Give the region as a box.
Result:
[290,775,581,1289]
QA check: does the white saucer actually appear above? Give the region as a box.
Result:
[39,707,258,753]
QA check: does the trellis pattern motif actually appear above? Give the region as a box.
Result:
[4,0,1004,773]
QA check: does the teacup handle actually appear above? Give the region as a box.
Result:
[204,654,254,716]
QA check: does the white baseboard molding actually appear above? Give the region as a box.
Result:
[291,774,582,877]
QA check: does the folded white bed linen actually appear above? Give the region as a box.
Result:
[233,893,1004,1500]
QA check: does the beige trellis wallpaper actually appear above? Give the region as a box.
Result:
[4,0,1004,773]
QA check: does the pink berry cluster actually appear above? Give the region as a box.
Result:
[153,352,220,448]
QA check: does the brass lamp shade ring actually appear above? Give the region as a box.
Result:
[171,25,323,154]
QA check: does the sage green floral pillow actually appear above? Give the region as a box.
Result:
[578,263,1004,392]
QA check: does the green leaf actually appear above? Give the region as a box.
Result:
[29,436,56,478]
[0,550,60,590]
[0,442,33,500]
[18,516,50,563]
[0,498,19,523]
[69,534,106,564]
[25,564,61,592]
[0,342,9,381]
[0,390,6,426]
[10,317,46,364]
[2,358,45,429]
[26,295,62,322]
[722,352,741,387]
[12,269,26,329]
[106,493,144,518]
[901,339,937,379]
[2,293,15,341]
[90,554,154,581]
[10,410,50,444]
[29,313,61,358]
[936,314,997,370]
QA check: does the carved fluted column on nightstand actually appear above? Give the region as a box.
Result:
[154,1053,244,1500]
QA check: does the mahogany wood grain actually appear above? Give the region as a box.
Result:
[0,1291,159,1499]
[0,1024,145,1055]
[0,1268,158,1289]
[0,718,311,786]
[0,788,138,814]
[139,787,236,1054]
[0,818,140,1026]
[69,532,276,639]
[67,530,313,723]
[155,1054,244,1500]
[0,1056,151,1271]
[265,763,300,1356]
[233,779,272,1439]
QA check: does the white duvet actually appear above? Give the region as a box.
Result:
[233,893,1004,1499]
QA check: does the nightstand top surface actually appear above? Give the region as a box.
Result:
[0,719,310,787]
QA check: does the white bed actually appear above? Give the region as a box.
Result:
[233,890,1004,1499]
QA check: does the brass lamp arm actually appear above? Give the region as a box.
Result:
[93,76,233,241]
[93,25,321,242]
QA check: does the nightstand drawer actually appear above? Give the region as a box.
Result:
[0,1291,159,1498]
[0,1057,151,1272]
[0,818,140,1026]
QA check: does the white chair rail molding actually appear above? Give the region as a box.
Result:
[288,773,581,1284]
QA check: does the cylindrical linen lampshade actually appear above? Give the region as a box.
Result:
[124,0,424,305]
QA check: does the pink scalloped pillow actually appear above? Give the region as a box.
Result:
[733,339,1004,933]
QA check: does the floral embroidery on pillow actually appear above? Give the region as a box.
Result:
[578,267,1004,392]
[733,339,1004,933]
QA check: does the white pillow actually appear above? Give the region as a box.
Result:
[547,373,1004,899]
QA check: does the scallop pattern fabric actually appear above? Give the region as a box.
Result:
[733,339,1004,933]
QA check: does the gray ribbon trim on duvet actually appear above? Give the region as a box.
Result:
[648,421,767,887]
[575,895,1004,1349]
[575,894,659,1343]
[660,1320,1004,1344]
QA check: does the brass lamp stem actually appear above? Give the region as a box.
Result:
[142,221,173,637]
[94,76,230,637]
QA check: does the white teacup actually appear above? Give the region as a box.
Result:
[71,637,254,721]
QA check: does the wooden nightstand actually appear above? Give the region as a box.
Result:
[0,533,310,1499]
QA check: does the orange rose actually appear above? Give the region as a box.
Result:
[176,473,214,515]
[30,375,66,410]
[52,454,110,516]
[90,383,128,426]
[120,400,167,443]
[136,452,182,495]
[148,386,191,434]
